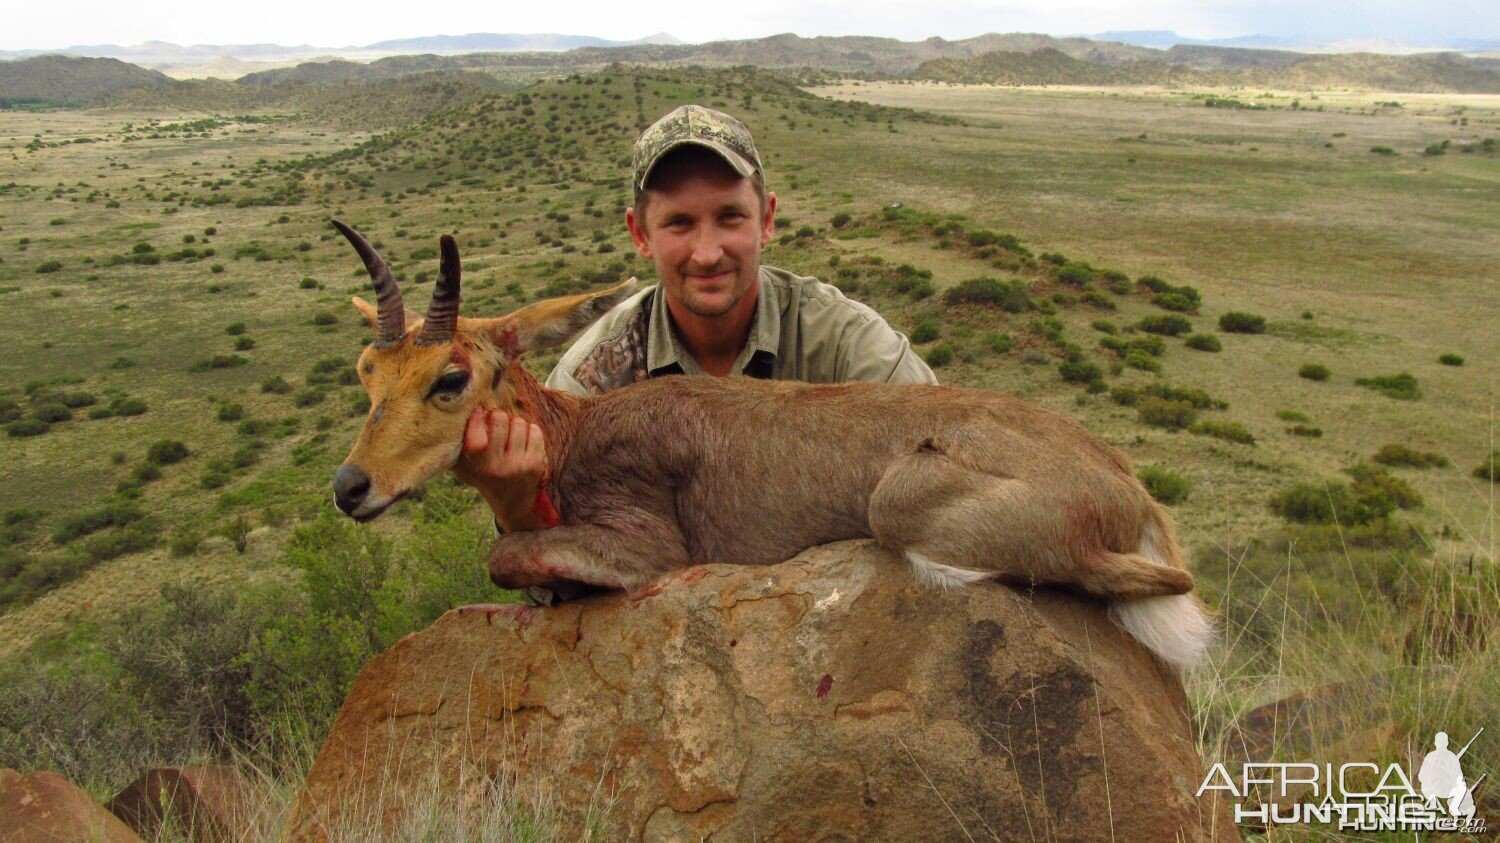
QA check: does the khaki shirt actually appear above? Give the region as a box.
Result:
[547,265,937,396]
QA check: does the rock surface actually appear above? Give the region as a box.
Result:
[289,540,1237,841]
[106,765,256,842]
[0,768,143,843]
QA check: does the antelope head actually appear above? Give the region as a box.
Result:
[328,219,635,521]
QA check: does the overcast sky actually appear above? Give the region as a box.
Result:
[5,0,1496,50]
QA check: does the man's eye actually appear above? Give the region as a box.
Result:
[430,371,470,397]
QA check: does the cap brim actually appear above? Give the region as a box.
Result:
[636,139,758,195]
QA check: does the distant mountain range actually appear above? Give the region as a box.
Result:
[1091,30,1500,54]
[0,33,685,68]
[3,32,1497,107]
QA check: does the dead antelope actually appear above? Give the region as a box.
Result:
[329,222,1212,670]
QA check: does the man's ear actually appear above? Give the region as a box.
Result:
[760,191,778,247]
[625,206,652,259]
[474,278,638,357]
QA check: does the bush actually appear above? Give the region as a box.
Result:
[110,397,147,416]
[217,402,244,422]
[6,418,49,437]
[1298,363,1331,381]
[1270,482,1384,525]
[294,389,325,408]
[261,375,293,394]
[1124,349,1161,373]
[1058,354,1102,384]
[1138,466,1191,505]
[1190,419,1255,445]
[830,212,852,229]
[1218,311,1266,333]
[985,332,1012,355]
[189,354,248,372]
[1137,315,1192,336]
[1138,397,1197,429]
[1287,424,1323,437]
[1346,463,1422,511]
[1056,262,1095,287]
[234,336,256,351]
[225,322,247,335]
[1355,372,1421,401]
[1474,452,1499,482]
[52,502,145,544]
[311,312,339,326]
[943,277,1029,312]
[1372,444,1448,469]
[146,440,190,465]
[0,400,19,424]
[35,260,62,274]
[1184,333,1221,352]
[31,402,71,423]
[1142,383,1226,410]
[924,343,955,368]
[910,318,940,344]
[1438,353,1464,366]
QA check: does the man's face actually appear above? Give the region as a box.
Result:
[625,155,776,321]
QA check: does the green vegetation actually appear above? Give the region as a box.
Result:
[1217,311,1266,334]
[1372,444,1448,468]
[1138,465,1191,504]
[1298,363,1331,381]
[1355,372,1421,400]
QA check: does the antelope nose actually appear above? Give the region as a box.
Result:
[333,464,371,515]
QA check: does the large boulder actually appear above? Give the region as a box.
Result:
[289,540,1236,841]
[0,768,143,843]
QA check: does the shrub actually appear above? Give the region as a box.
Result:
[234,337,256,351]
[1056,262,1095,287]
[311,312,339,326]
[52,502,145,544]
[830,212,852,229]
[1124,349,1161,373]
[1473,452,1499,482]
[1438,353,1464,366]
[261,375,293,394]
[1137,315,1192,336]
[1369,146,1396,155]
[1270,482,1369,525]
[1142,383,1226,410]
[1138,466,1191,505]
[924,343,955,368]
[1287,425,1323,437]
[225,322,247,335]
[985,332,1012,355]
[1345,463,1422,511]
[1276,410,1309,422]
[146,440,190,465]
[1092,320,1117,335]
[910,318,940,344]
[1372,444,1448,469]
[217,402,244,422]
[111,397,147,416]
[943,277,1029,312]
[1355,372,1421,401]
[1190,419,1255,445]
[1298,363,1331,381]
[6,418,49,437]
[0,400,19,423]
[1218,311,1266,333]
[1110,387,1139,406]
[294,389,325,408]
[299,277,318,289]
[31,402,71,423]
[189,355,248,372]
[1184,333,1221,352]
[1058,354,1102,385]
[1138,397,1197,429]
[35,260,62,274]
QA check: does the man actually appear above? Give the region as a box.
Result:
[463,105,936,530]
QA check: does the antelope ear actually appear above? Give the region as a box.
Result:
[477,278,638,356]
[352,296,379,330]
[351,296,421,337]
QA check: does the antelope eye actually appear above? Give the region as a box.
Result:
[430,371,470,397]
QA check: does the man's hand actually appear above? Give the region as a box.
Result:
[459,409,551,533]
[462,408,548,483]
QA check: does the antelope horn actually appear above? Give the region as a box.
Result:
[417,235,461,346]
[331,218,405,347]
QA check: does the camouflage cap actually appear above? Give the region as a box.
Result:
[632,105,763,197]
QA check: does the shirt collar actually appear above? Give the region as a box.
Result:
[646,267,783,377]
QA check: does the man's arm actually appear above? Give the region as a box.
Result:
[835,312,939,385]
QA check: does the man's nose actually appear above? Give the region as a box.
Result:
[689,227,725,267]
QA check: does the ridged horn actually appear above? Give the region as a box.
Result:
[417,235,461,346]
[331,218,405,347]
